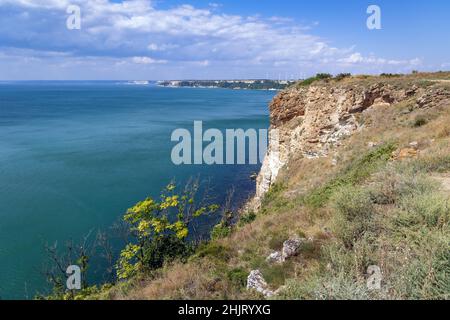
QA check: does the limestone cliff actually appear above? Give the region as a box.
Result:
[253,78,450,207]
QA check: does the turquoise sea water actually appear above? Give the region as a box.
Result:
[0,82,274,299]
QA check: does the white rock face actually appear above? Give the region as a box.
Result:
[255,129,285,203]
[247,270,274,297]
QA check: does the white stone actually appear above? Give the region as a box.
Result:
[247,270,274,297]
[266,251,283,264]
[281,237,305,259]
[409,141,419,148]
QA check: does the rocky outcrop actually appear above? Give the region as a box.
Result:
[247,270,274,297]
[252,81,449,207]
[266,237,305,264]
[416,87,450,109]
[281,237,304,259]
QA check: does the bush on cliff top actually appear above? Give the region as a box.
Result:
[299,73,333,87]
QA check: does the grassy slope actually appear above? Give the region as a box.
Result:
[96,74,450,300]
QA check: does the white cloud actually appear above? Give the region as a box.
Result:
[338,52,421,68]
[147,43,178,52]
[0,0,70,9]
[0,0,427,79]
[131,56,167,64]
[197,60,210,67]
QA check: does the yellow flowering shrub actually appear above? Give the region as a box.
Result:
[116,183,218,279]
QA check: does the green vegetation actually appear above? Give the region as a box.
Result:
[301,143,396,208]
[299,73,333,87]
[261,183,291,213]
[211,222,232,240]
[117,183,218,279]
[413,115,428,127]
[43,182,219,300]
[194,243,232,262]
[297,73,353,87]
[279,158,450,300]
[227,268,248,288]
[239,211,257,226]
[334,73,352,81]
[380,73,403,78]
[330,186,375,248]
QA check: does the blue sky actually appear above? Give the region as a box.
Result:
[0,0,448,80]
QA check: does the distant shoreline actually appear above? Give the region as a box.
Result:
[156,84,283,91]
[157,79,296,91]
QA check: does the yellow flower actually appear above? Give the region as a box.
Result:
[151,219,166,234]
[161,195,179,209]
[166,184,176,191]
[176,227,189,239]
[137,220,150,235]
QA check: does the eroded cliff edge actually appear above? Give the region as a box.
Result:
[252,77,450,208]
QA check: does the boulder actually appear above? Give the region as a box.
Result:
[247,270,274,297]
[281,237,305,259]
[393,148,419,160]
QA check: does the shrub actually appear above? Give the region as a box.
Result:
[411,146,450,173]
[380,73,402,78]
[299,73,332,87]
[211,222,232,240]
[396,192,450,229]
[369,166,436,205]
[211,209,235,240]
[335,73,351,81]
[392,247,450,299]
[116,183,219,279]
[413,115,428,127]
[279,274,371,300]
[227,268,248,288]
[316,73,333,80]
[261,262,293,288]
[141,234,193,270]
[261,183,291,213]
[268,233,287,251]
[239,211,257,226]
[331,186,375,247]
[262,183,286,205]
[195,243,232,262]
